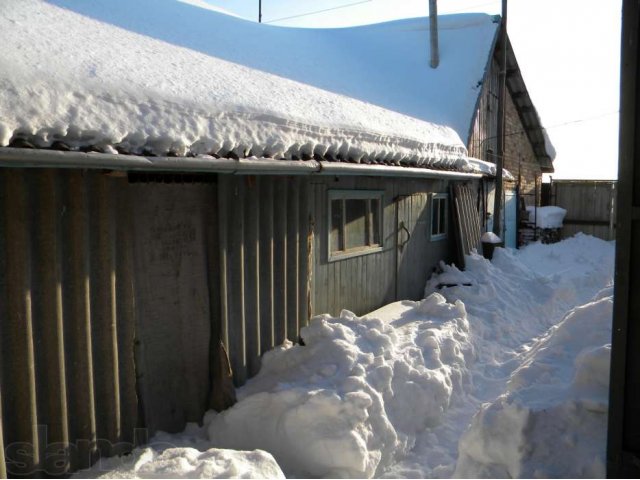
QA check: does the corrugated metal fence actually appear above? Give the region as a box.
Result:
[551,180,617,240]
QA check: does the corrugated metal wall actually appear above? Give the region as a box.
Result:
[0,169,138,477]
[217,175,311,385]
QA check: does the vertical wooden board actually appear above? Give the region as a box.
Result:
[61,171,98,471]
[315,182,328,316]
[130,182,214,433]
[218,178,230,350]
[0,173,6,480]
[298,179,311,328]
[113,178,138,450]
[272,178,287,343]
[87,174,120,456]
[258,178,275,352]
[31,170,70,475]
[227,179,247,385]
[2,169,40,476]
[286,178,300,341]
[244,177,261,376]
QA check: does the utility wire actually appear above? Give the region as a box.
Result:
[442,1,500,14]
[264,0,372,24]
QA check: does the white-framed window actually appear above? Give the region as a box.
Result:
[328,190,384,261]
[431,193,448,240]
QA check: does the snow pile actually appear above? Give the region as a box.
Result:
[0,0,472,170]
[81,448,285,479]
[480,231,502,244]
[454,287,612,478]
[76,234,614,478]
[207,296,474,478]
[75,424,285,479]
[526,205,567,228]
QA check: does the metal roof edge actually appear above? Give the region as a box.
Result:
[0,147,485,179]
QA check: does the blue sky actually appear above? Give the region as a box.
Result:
[197,0,621,179]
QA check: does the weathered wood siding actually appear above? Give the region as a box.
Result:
[311,176,454,316]
[468,59,500,162]
[129,182,217,435]
[0,168,472,477]
[217,175,311,384]
[551,180,617,240]
[468,56,543,207]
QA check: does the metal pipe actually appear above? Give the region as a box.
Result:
[492,0,508,237]
[0,148,484,179]
[429,0,439,68]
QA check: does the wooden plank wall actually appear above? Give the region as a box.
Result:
[468,58,500,161]
[218,175,310,386]
[129,183,216,436]
[0,169,138,477]
[451,183,483,269]
[552,180,617,240]
[312,176,453,316]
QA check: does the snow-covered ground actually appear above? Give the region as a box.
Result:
[77,233,614,479]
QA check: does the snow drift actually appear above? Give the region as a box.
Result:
[454,287,612,478]
[75,234,614,478]
[207,296,473,478]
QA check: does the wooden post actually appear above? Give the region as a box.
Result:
[492,0,507,236]
[429,0,439,68]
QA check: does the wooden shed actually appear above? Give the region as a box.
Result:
[0,1,517,476]
[0,147,482,477]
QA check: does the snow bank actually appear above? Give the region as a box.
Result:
[0,0,473,170]
[78,234,614,478]
[74,423,285,479]
[454,288,612,478]
[207,296,473,478]
[525,205,567,229]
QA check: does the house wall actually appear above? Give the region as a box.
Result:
[468,58,542,208]
[0,169,139,477]
[0,166,469,477]
[310,176,454,317]
[504,88,542,206]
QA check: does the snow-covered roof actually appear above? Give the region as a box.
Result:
[0,0,481,172]
[46,0,501,142]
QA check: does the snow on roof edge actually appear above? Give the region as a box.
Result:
[0,0,485,175]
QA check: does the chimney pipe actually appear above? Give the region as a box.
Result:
[429,0,439,68]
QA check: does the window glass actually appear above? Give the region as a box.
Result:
[432,198,441,235]
[431,195,448,239]
[328,190,383,260]
[330,199,343,253]
[345,198,367,250]
[439,197,447,235]
[370,198,381,245]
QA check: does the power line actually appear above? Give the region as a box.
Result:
[264,0,372,24]
[441,1,500,14]
[543,110,618,130]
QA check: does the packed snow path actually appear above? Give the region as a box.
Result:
[77,234,614,478]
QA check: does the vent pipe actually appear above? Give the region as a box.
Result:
[429,0,439,68]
